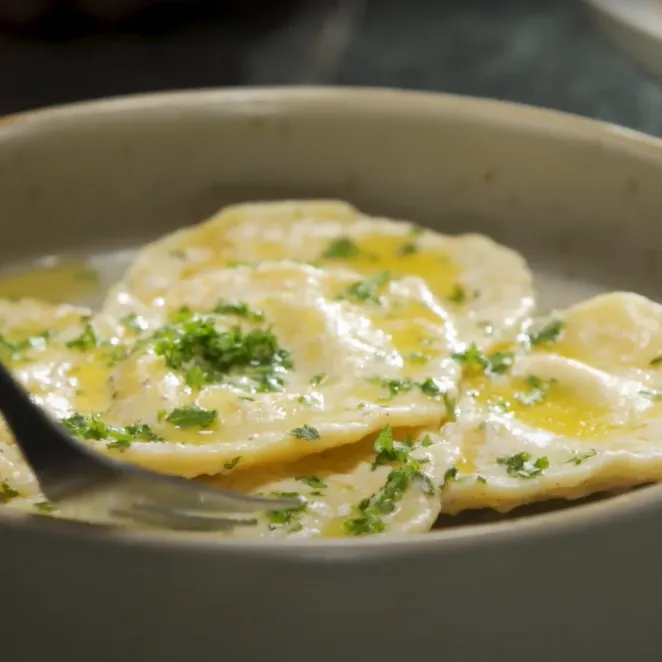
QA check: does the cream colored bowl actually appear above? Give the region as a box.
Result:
[1,88,661,662]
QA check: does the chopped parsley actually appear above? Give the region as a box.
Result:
[650,355,662,366]
[372,425,413,468]
[152,317,292,392]
[476,475,487,485]
[528,318,564,347]
[336,271,391,305]
[322,237,360,259]
[451,344,514,377]
[212,299,265,323]
[419,377,444,397]
[165,405,218,429]
[120,313,147,333]
[396,242,418,256]
[0,480,19,502]
[34,500,55,514]
[514,375,553,406]
[266,492,307,532]
[309,373,328,387]
[66,323,98,351]
[62,413,164,450]
[185,365,207,389]
[0,329,54,359]
[372,377,452,403]
[223,456,241,471]
[345,426,435,535]
[447,284,468,305]
[443,392,457,421]
[440,466,458,489]
[345,458,434,536]
[376,378,415,398]
[497,452,549,479]
[295,476,327,489]
[565,449,597,466]
[288,425,320,440]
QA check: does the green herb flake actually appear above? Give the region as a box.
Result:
[440,466,458,489]
[650,355,662,366]
[372,425,412,468]
[374,378,415,399]
[309,373,328,387]
[224,456,241,471]
[419,377,444,398]
[514,375,553,406]
[528,318,564,347]
[0,329,55,359]
[476,476,487,485]
[124,423,164,441]
[336,271,391,305]
[447,284,468,305]
[213,299,265,323]
[185,365,207,389]
[451,344,514,377]
[266,493,307,532]
[120,313,147,333]
[34,500,54,514]
[66,323,98,351]
[166,405,218,429]
[0,480,19,502]
[295,476,327,489]
[565,449,597,466]
[152,317,292,392]
[443,392,457,422]
[497,452,549,479]
[396,242,418,256]
[322,237,360,259]
[289,424,320,440]
[420,434,434,447]
[107,439,132,451]
[345,456,433,536]
[344,426,436,535]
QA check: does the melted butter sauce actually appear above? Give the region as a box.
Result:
[325,234,460,300]
[180,233,462,301]
[469,374,614,440]
[0,260,100,304]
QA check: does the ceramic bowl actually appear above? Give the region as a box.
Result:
[1,88,661,662]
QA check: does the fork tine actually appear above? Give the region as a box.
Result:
[113,504,258,532]
[122,471,303,514]
[0,359,303,522]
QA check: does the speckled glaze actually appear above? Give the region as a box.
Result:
[1,88,662,662]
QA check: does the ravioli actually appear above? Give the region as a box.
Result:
[205,426,458,539]
[0,299,118,513]
[106,200,535,348]
[79,262,462,478]
[0,298,115,422]
[441,292,662,514]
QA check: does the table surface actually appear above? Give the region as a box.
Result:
[1,0,662,136]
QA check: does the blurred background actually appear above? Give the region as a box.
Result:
[1,0,662,135]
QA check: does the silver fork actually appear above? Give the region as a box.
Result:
[0,360,301,532]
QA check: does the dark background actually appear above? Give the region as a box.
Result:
[1,0,662,136]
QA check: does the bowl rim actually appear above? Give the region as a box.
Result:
[3,85,662,557]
